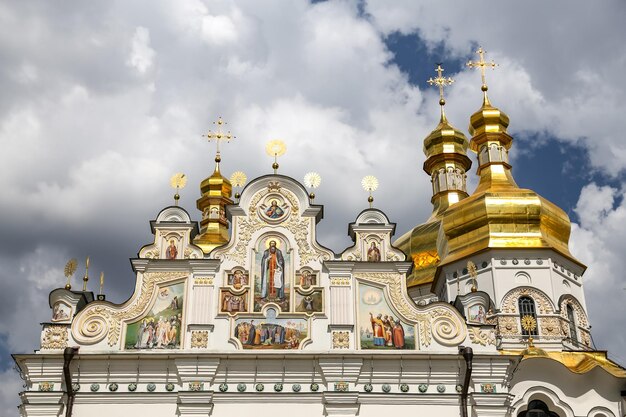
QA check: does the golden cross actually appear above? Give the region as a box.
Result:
[203,116,235,156]
[427,63,454,105]
[466,47,498,90]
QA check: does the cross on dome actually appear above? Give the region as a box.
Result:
[427,63,454,119]
[467,47,498,102]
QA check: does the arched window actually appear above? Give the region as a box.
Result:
[517,400,560,417]
[567,304,577,342]
[518,296,538,336]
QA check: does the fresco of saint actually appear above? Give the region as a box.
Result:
[265,200,284,219]
[367,241,381,262]
[166,239,178,260]
[260,240,285,299]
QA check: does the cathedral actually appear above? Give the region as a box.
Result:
[13,50,626,417]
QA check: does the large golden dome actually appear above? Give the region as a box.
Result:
[437,94,584,270]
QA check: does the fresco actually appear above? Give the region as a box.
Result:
[125,282,184,349]
[297,270,316,289]
[294,290,323,313]
[220,289,249,313]
[234,308,307,350]
[468,304,486,323]
[227,269,249,289]
[358,284,415,349]
[253,236,291,312]
[52,302,71,321]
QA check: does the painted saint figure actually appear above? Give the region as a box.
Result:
[369,313,386,346]
[367,242,381,262]
[265,200,284,219]
[392,318,405,349]
[166,239,178,260]
[260,240,286,299]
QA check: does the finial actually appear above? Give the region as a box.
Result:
[203,116,235,170]
[467,260,478,292]
[521,315,537,347]
[99,272,104,295]
[467,47,498,104]
[64,258,77,290]
[82,256,90,292]
[304,172,321,201]
[230,171,247,202]
[427,63,454,121]
[361,175,379,208]
[170,173,187,206]
[265,140,287,174]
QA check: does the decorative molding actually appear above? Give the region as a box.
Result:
[330,277,351,286]
[72,272,189,346]
[539,317,561,337]
[42,326,68,350]
[355,273,466,347]
[559,295,589,328]
[498,316,519,336]
[501,287,554,315]
[468,327,496,346]
[191,331,208,349]
[332,331,350,349]
[193,277,213,286]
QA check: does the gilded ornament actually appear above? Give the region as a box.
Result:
[189,382,204,392]
[332,331,350,349]
[334,382,349,392]
[468,327,496,346]
[481,383,496,393]
[501,287,554,315]
[42,326,68,350]
[539,317,561,337]
[39,382,54,392]
[498,316,519,336]
[230,171,248,188]
[191,330,209,349]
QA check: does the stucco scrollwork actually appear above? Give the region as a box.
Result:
[332,331,350,349]
[500,287,554,315]
[468,327,496,346]
[42,326,68,350]
[191,331,209,349]
[72,272,188,346]
[498,316,519,336]
[539,317,561,337]
[559,295,589,329]
[219,188,331,266]
[355,273,466,347]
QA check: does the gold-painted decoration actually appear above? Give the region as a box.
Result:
[191,330,209,349]
[394,63,472,289]
[42,326,68,350]
[82,256,90,292]
[99,272,104,296]
[467,260,478,292]
[230,171,247,202]
[521,315,537,347]
[170,173,187,206]
[266,140,286,174]
[203,116,235,156]
[332,331,350,349]
[304,172,321,200]
[466,46,498,101]
[195,117,235,254]
[500,350,626,378]
[361,175,378,208]
[468,326,496,346]
[427,63,454,118]
[64,258,78,290]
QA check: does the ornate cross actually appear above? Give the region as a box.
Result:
[466,47,498,90]
[203,116,235,157]
[427,63,454,106]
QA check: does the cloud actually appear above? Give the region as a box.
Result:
[127,27,155,74]
[570,184,626,362]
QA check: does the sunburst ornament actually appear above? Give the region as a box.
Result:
[230,171,247,201]
[521,315,537,347]
[64,258,78,290]
[265,140,287,174]
[170,173,187,206]
[361,175,379,208]
[304,172,321,200]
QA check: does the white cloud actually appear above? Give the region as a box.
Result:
[127,26,155,74]
[570,183,626,362]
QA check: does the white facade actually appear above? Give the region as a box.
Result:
[14,174,626,417]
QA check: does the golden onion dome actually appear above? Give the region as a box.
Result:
[436,95,584,271]
[396,66,473,287]
[194,154,233,254]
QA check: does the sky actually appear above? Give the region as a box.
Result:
[1,0,626,413]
